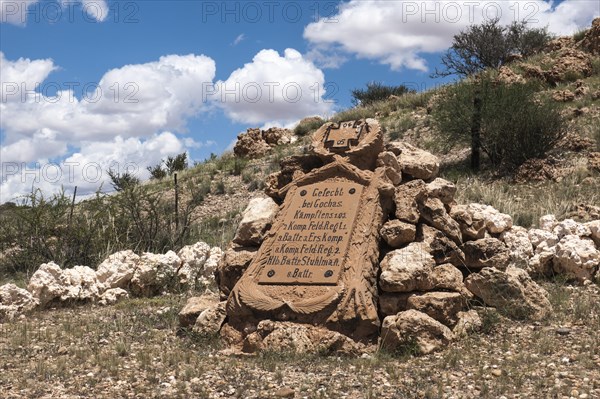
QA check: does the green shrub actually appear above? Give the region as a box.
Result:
[213,180,226,195]
[351,82,415,107]
[231,157,248,176]
[435,19,552,77]
[0,181,208,275]
[107,169,140,192]
[294,117,325,137]
[573,28,589,42]
[433,77,566,169]
[164,152,188,175]
[147,164,167,180]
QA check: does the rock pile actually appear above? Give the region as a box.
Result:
[576,17,600,56]
[233,127,295,158]
[205,137,600,355]
[0,241,222,321]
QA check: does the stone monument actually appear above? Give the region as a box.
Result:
[225,119,395,340]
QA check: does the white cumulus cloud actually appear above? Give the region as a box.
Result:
[304,0,600,71]
[0,132,195,203]
[1,52,216,160]
[0,52,217,200]
[215,48,332,126]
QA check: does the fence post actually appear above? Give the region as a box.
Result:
[174,173,179,230]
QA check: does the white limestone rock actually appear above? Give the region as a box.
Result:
[0,284,38,320]
[130,251,182,296]
[466,204,513,234]
[553,235,600,282]
[233,197,279,246]
[98,288,129,306]
[95,250,139,290]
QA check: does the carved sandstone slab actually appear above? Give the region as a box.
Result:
[257,180,363,285]
[227,119,388,339]
[312,119,383,170]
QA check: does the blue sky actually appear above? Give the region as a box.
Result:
[0,0,598,201]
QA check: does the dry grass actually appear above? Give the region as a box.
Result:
[0,282,598,398]
[450,174,600,227]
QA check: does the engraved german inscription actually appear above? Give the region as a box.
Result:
[257,180,363,285]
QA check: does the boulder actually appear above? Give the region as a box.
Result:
[177,242,222,289]
[462,238,510,270]
[215,246,258,298]
[380,310,454,355]
[464,267,552,320]
[193,301,227,335]
[553,235,600,282]
[387,142,440,180]
[586,220,600,247]
[552,90,576,102]
[452,310,482,337]
[466,204,512,234]
[500,226,534,268]
[233,128,272,158]
[98,288,129,306]
[61,265,101,302]
[0,284,38,320]
[261,127,294,146]
[539,214,558,231]
[130,251,181,296]
[450,205,486,241]
[429,264,470,296]
[179,294,220,327]
[178,241,211,274]
[204,247,223,276]
[95,250,139,290]
[546,48,592,84]
[28,262,68,306]
[379,243,436,292]
[577,17,600,55]
[417,224,465,266]
[426,178,457,205]
[528,229,559,248]
[528,240,557,276]
[553,219,591,239]
[545,37,575,52]
[495,66,525,85]
[242,320,364,355]
[406,292,468,326]
[28,262,102,306]
[376,151,402,186]
[419,197,462,245]
[233,197,279,246]
[379,293,412,316]
[394,180,427,224]
[380,219,416,248]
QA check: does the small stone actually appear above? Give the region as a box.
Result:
[274,387,295,398]
[556,327,571,336]
[491,369,502,377]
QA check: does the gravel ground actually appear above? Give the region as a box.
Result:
[0,282,598,399]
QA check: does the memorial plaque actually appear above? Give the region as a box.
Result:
[324,120,367,151]
[227,118,390,339]
[257,180,363,285]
